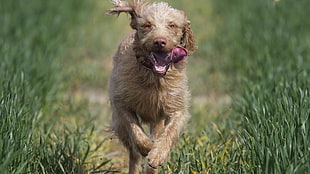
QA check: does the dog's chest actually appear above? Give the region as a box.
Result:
[125,85,166,122]
[119,68,186,122]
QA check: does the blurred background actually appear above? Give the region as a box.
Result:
[1,0,309,173]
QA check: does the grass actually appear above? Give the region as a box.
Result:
[1,0,309,173]
[0,0,114,173]
[226,0,310,172]
[0,0,71,172]
[163,0,310,173]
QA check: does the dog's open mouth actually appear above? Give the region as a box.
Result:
[149,46,188,74]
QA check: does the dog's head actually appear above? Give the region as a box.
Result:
[107,0,196,74]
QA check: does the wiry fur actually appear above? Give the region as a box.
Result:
[107,1,195,173]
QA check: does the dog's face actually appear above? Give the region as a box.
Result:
[134,3,194,74]
[135,3,186,53]
[107,1,195,74]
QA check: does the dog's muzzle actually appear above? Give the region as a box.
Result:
[148,46,188,75]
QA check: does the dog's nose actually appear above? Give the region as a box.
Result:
[153,38,167,48]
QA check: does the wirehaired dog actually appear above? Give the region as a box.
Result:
[107,0,195,173]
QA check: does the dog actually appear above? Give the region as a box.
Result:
[107,0,195,173]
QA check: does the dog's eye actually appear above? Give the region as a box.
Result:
[168,23,177,29]
[141,23,152,31]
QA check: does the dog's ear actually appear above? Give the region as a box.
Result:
[106,0,145,30]
[181,20,196,55]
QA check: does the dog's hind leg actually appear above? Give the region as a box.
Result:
[150,119,165,140]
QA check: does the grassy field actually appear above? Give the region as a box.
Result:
[1,0,309,173]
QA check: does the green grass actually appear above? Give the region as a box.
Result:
[224,0,310,172]
[0,0,114,173]
[1,0,309,173]
[163,0,310,173]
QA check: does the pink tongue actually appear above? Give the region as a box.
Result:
[171,46,188,63]
[150,46,188,74]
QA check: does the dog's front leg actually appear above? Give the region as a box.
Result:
[112,108,153,174]
[114,109,153,157]
[147,111,190,169]
[130,120,154,157]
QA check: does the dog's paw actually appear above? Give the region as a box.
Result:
[146,147,169,169]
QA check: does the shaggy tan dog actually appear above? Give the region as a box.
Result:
[107,0,195,173]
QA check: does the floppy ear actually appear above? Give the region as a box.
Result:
[106,0,145,30]
[181,21,196,55]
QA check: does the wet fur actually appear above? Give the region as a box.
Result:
[107,1,195,173]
